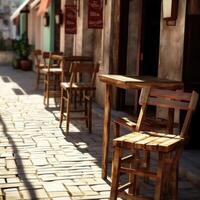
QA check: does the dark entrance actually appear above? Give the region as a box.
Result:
[183,9,200,149]
[139,0,161,76]
[116,0,161,111]
[54,0,61,52]
[116,0,130,110]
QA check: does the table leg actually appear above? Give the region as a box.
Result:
[102,84,111,179]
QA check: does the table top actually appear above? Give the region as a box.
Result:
[98,74,184,89]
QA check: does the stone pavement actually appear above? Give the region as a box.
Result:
[0,65,199,200]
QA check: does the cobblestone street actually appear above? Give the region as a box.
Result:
[0,66,110,200]
[0,66,200,199]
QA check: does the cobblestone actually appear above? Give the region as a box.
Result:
[0,66,199,199]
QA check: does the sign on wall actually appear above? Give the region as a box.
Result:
[88,0,103,29]
[65,4,77,34]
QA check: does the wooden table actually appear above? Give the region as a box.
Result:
[98,74,184,179]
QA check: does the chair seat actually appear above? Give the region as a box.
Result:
[38,63,59,68]
[41,68,62,74]
[60,82,96,90]
[38,63,45,68]
[113,131,183,152]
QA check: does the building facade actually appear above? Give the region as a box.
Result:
[11,0,200,148]
[0,0,20,42]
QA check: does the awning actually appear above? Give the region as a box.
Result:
[10,0,30,21]
[30,0,41,9]
[37,0,51,16]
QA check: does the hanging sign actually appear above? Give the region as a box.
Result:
[88,0,103,29]
[65,4,77,34]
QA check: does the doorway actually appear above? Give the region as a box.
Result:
[116,0,130,110]
[139,0,161,76]
[116,0,161,111]
[54,0,61,52]
[183,7,200,149]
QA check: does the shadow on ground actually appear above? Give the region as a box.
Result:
[0,115,38,199]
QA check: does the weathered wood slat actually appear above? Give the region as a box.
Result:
[145,137,171,151]
[150,88,192,101]
[134,136,160,149]
[113,117,137,130]
[118,182,132,192]
[121,134,149,149]
[146,97,190,110]
[158,138,183,152]
[113,132,141,143]
[120,167,157,180]
[145,131,181,138]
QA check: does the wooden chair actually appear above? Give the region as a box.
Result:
[62,56,93,109]
[107,88,175,177]
[110,88,199,200]
[41,52,63,107]
[59,62,99,133]
[32,49,44,89]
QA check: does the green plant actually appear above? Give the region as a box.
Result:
[13,32,33,59]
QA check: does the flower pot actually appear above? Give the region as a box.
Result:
[20,59,32,71]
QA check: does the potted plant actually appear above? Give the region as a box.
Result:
[12,39,21,69]
[13,32,33,70]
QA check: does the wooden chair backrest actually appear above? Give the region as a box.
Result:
[137,87,199,138]
[32,49,42,65]
[69,62,100,88]
[63,56,93,62]
[47,52,64,70]
[42,52,50,67]
[62,56,93,82]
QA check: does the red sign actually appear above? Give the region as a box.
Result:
[65,5,77,34]
[88,0,103,29]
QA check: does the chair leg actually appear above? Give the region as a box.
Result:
[154,152,165,200]
[74,91,77,110]
[144,151,150,183]
[46,74,50,107]
[129,150,140,196]
[84,95,88,128]
[55,74,60,107]
[110,146,122,200]
[113,122,120,138]
[171,165,178,200]
[88,98,92,133]
[59,88,64,128]
[66,97,71,133]
[36,69,40,90]
[43,75,47,105]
